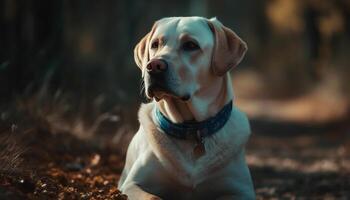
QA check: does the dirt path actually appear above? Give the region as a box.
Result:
[0,124,349,199]
[247,132,350,199]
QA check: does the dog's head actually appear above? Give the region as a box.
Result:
[134,17,247,101]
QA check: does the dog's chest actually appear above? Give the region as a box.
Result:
[167,136,224,178]
[139,104,240,187]
[172,137,199,161]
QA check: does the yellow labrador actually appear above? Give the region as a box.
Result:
[118,17,255,200]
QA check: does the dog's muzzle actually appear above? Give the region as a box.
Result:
[146,59,168,89]
[145,59,170,98]
[145,59,190,101]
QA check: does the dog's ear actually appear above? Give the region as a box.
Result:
[207,18,248,76]
[134,23,157,69]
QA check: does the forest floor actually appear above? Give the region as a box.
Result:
[247,126,350,199]
[0,105,349,199]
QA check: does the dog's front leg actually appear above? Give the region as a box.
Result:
[123,183,162,200]
[120,150,166,200]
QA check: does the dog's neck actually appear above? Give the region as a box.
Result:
[156,74,233,123]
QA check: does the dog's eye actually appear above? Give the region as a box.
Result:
[151,41,159,49]
[182,41,199,51]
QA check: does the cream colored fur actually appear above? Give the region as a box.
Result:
[118,16,255,200]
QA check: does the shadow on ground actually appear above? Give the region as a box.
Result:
[0,106,349,199]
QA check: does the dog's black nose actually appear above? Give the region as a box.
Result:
[146,59,168,74]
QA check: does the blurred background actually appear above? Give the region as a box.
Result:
[0,0,349,199]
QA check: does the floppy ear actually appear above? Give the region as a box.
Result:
[207,18,248,76]
[134,23,157,69]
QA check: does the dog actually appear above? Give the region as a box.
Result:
[118,16,255,200]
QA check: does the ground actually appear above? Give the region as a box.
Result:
[0,109,349,199]
[247,130,350,199]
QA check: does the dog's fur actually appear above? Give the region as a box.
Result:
[118,16,255,200]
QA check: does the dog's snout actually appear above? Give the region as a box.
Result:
[146,59,168,74]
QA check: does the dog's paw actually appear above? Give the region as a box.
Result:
[148,196,162,200]
[147,195,162,200]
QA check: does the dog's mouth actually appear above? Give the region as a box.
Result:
[147,84,190,102]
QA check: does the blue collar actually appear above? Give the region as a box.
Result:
[154,101,233,139]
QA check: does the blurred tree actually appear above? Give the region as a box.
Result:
[0,0,63,102]
[1,0,349,106]
[190,0,208,16]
